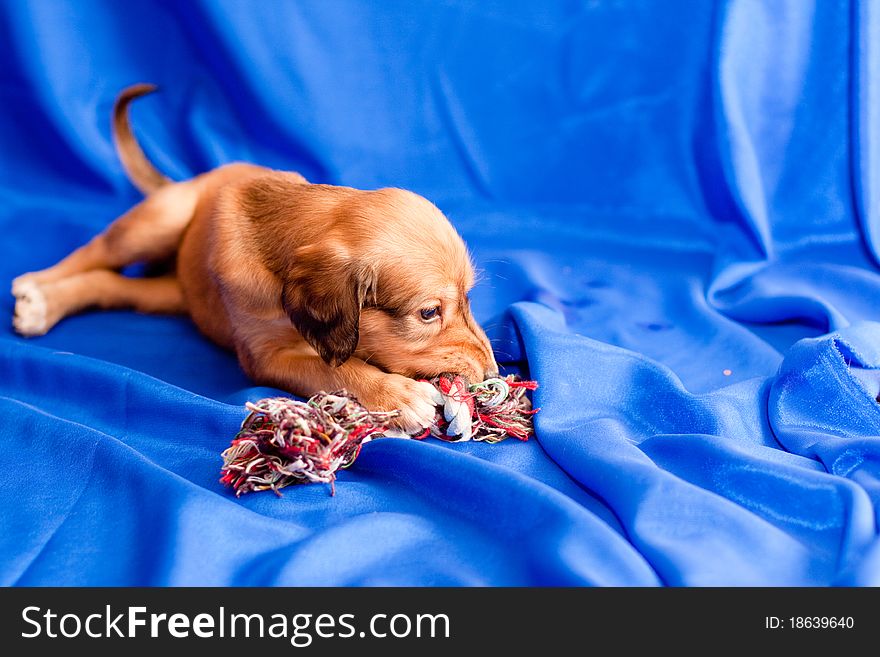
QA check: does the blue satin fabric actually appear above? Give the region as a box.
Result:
[1,0,878,586]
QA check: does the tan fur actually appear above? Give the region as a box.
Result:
[12,84,497,432]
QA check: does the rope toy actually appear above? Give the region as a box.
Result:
[416,373,538,442]
[220,374,538,496]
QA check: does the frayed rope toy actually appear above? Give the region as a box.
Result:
[220,374,538,496]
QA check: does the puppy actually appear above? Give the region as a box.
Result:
[12,84,497,431]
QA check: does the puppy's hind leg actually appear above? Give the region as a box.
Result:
[13,270,185,336]
[12,180,199,333]
[14,181,199,292]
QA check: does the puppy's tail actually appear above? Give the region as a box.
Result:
[112,83,172,195]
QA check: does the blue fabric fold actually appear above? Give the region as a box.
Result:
[1,0,879,586]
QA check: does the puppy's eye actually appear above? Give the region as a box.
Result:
[420,306,441,322]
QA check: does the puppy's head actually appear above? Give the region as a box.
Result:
[284,187,498,382]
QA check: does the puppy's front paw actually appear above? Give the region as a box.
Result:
[364,374,443,434]
[394,379,445,433]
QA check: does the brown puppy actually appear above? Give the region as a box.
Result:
[12,84,498,432]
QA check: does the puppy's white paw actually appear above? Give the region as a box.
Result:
[11,274,39,298]
[396,380,445,433]
[378,376,443,434]
[13,280,50,336]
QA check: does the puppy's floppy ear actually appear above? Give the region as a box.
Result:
[282,243,374,366]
